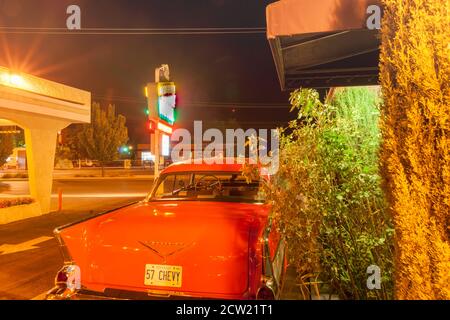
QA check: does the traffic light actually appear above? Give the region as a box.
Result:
[148,120,157,134]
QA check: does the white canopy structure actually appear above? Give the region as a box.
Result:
[0,66,91,214]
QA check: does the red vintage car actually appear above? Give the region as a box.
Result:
[46,160,287,300]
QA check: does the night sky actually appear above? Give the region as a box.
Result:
[0,0,293,143]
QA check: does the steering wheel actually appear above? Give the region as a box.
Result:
[195,175,222,192]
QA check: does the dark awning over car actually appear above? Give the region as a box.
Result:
[266,0,382,90]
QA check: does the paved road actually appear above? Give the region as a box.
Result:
[0,179,154,211]
[1,168,154,178]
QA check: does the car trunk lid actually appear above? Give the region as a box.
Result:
[59,201,268,297]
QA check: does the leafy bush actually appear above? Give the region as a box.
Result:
[0,198,34,209]
[249,87,394,299]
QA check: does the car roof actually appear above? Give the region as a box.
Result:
[161,158,246,175]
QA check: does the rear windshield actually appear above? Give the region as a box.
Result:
[149,172,264,203]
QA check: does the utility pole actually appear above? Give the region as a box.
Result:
[153,123,160,177]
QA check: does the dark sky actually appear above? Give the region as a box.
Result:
[0,0,293,143]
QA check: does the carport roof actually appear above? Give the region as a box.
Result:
[266,0,381,90]
[0,66,91,123]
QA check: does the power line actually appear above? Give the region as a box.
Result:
[0,27,266,31]
[92,95,289,109]
[183,104,289,109]
[93,94,287,105]
[182,101,289,106]
[0,26,266,35]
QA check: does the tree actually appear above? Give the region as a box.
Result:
[77,102,129,176]
[379,0,450,299]
[0,134,14,167]
[60,124,85,160]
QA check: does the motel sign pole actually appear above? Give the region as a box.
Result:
[146,64,176,178]
[153,67,160,177]
[154,124,160,177]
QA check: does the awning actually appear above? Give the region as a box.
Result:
[266,0,382,90]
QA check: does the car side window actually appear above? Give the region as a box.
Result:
[154,174,192,198]
[172,174,192,196]
[155,175,175,198]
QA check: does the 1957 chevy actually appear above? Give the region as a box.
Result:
[46,160,287,300]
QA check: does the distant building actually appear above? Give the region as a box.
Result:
[136,144,154,163]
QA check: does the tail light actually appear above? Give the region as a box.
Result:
[55,265,81,291]
[257,279,276,300]
[257,285,276,300]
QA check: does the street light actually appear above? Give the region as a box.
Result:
[0,72,28,89]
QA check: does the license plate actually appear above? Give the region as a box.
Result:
[144,264,182,288]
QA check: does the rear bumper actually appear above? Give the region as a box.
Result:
[45,286,251,300]
[46,287,117,300]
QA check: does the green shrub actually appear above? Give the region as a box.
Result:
[250,87,394,299]
[0,198,34,209]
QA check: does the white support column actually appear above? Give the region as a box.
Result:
[24,127,59,214]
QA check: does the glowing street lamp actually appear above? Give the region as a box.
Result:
[0,72,28,89]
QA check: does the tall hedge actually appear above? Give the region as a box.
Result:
[379,0,450,299]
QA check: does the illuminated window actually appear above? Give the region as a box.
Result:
[161,134,170,157]
[141,152,155,162]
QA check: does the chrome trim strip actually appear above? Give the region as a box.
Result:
[260,217,286,300]
[54,201,139,233]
